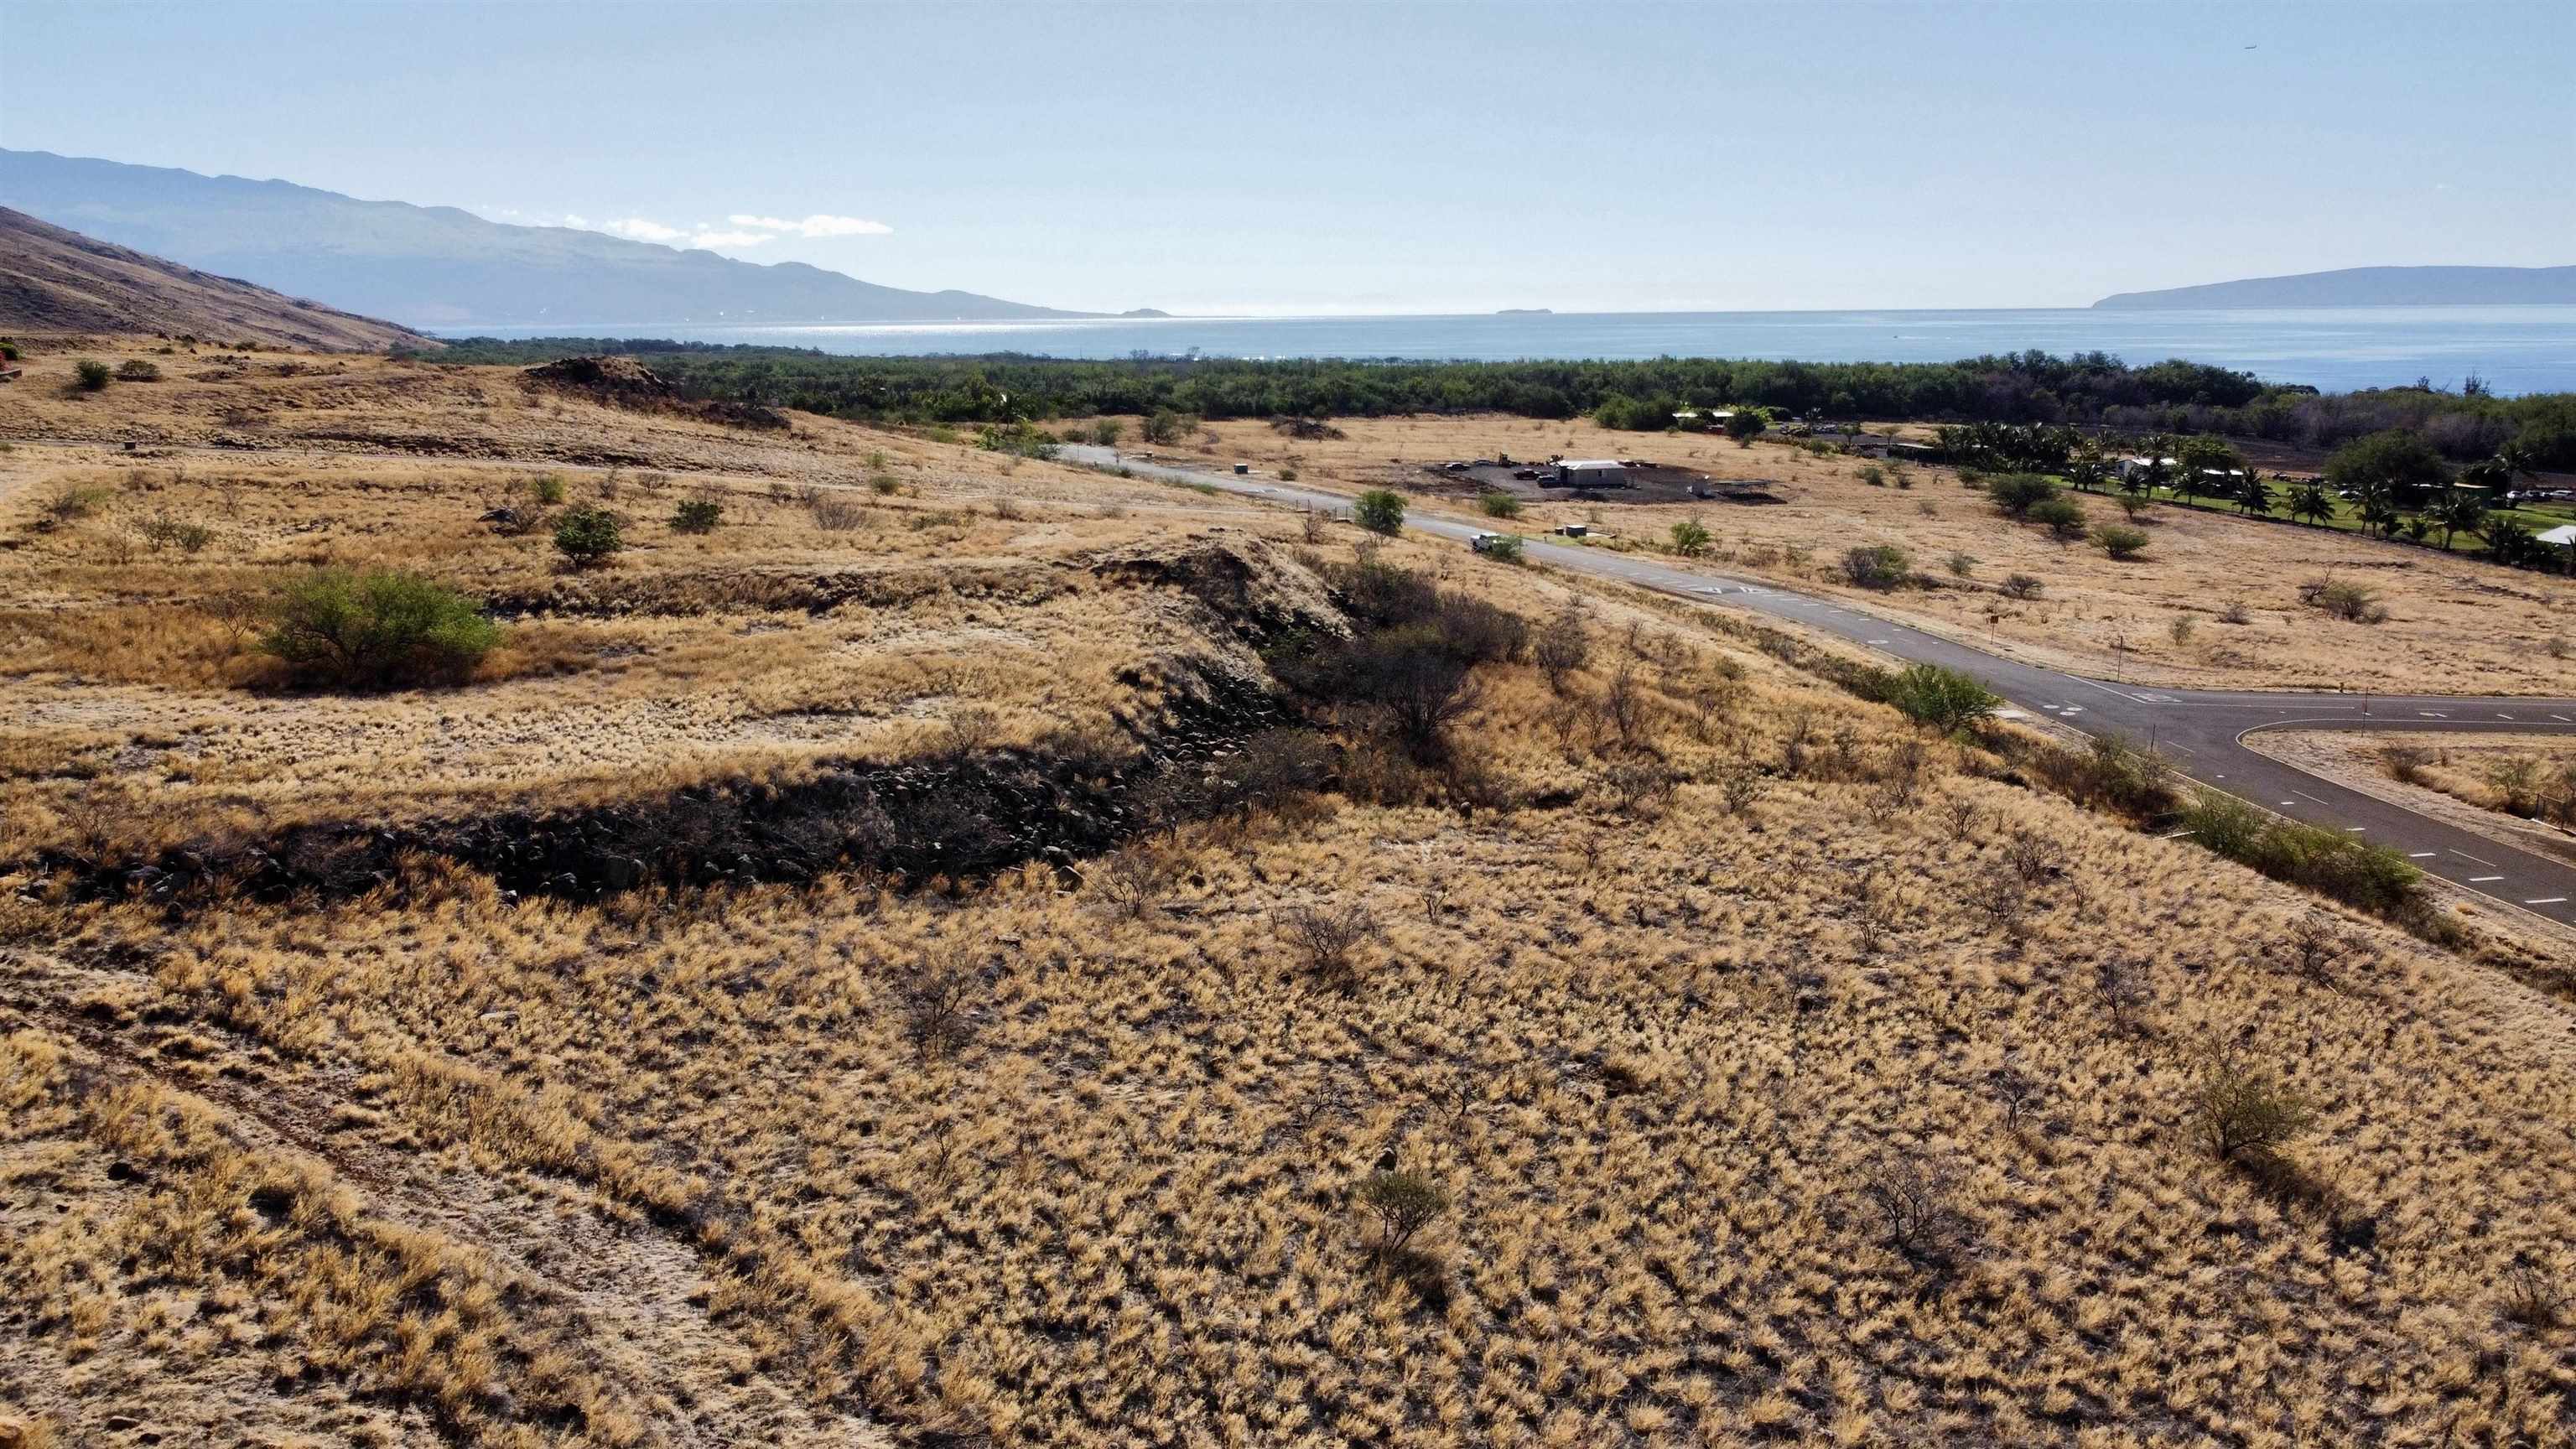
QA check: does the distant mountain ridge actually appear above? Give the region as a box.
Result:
[0,149,1106,328]
[0,205,428,350]
[2096,265,2576,309]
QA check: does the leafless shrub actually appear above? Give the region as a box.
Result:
[1301,507,1329,545]
[1093,848,1171,919]
[2094,955,2153,1034]
[1535,604,1590,695]
[1281,901,1378,990]
[1858,1153,1975,1274]
[2004,829,2057,883]
[2501,1258,2568,1330]
[1971,874,2028,936]
[1940,792,1983,842]
[898,958,980,1062]
[2285,915,2355,987]
[809,494,869,531]
[2379,743,2430,785]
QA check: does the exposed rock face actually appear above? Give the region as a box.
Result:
[520,354,788,430]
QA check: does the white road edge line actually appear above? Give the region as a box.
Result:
[2526,897,2568,906]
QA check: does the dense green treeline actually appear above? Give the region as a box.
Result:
[419,338,2576,469]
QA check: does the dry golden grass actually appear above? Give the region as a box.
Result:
[7,345,2576,1446]
[0,345,1280,854]
[2246,730,2576,875]
[1179,413,2576,696]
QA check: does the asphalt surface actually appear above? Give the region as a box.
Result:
[1062,444,2576,929]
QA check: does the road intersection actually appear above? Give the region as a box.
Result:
[1064,444,2576,928]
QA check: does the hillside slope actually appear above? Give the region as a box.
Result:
[0,205,429,350]
[0,148,1098,328]
[2096,263,2576,309]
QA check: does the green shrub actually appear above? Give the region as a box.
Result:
[1277,467,1299,481]
[1357,1171,1449,1254]
[1841,543,1910,589]
[1478,534,1525,564]
[1353,489,1406,536]
[74,359,112,391]
[1946,552,1976,577]
[1478,491,1522,518]
[137,514,215,553]
[671,497,722,533]
[2179,793,2424,917]
[553,506,623,565]
[2300,576,2386,624]
[1088,418,1124,446]
[2000,573,2044,600]
[1669,517,1711,556]
[2094,524,2150,558]
[1987,473,2059,517]
[1858,464,1888,486]
[2192,1057,2314,1165]
[870,473,901,496]
[1885,664,1999,732]
[257,569,500,688]
[114,359,162,382]
[529,473,569,506]
[2028,496,2090,540]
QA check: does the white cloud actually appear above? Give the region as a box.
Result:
[728,212,894,238]
[599,216,688,244]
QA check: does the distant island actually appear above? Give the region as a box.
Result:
[1495,307,1553,315]
[2095,264,2576,309]
[1119,308,1173,318]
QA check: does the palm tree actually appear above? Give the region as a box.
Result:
[2356,486,2402,538]
[2433,484,2490,550]
[2482,512,2535,567]
[2290,481,2335,527]
[2236,471,2276,516]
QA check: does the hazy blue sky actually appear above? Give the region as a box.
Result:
[5,0,2570,314]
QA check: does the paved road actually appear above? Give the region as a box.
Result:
[1064,444,2576,928]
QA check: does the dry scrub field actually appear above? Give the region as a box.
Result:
[2246,730,2576,870]
[6,344,2576,1447]
[1182,413,2576,697]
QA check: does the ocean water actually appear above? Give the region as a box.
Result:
[444,305,2576,396]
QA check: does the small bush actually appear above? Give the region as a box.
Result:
[1277,466,1299,481]
[257,569,500,688]
[1885,663,1999,732]
[1088,418,1124,446]
[1478,491,1522,518]
[1357,1171,1449,1254]
[73,359,112,391]
[1353,489,1406,536]
[2301,576,2386,624]
[1478,533,1525,564]
[1857,464,1888,486]
[2191,1055,2314,1165]
[1669,517,1711,557]
[114,359,162,382]
[2381,742,2431,784]
[869,473,900,496]
[1841,543,1910,589]
[553,506,623,565]
[529,473,569,506]
[1999,573,2044,600]
[2095,524,2150,558]
[811,495,867,531]
[671,497,722,533]
[2028,496,2090,540]
[137,513,215,553]
[1281,901,1378,991]
[1946,552,1976,578]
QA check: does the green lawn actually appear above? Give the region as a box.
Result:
[2070,482,2576,558]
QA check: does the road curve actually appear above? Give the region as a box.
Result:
[1062,444,2576,928]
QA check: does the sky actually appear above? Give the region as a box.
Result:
[4,0,2572,315]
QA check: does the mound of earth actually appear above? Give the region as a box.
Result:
[521,353,789,430]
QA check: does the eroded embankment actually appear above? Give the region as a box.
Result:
[11,537,1341,908]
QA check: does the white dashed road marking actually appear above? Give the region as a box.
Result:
[2407,852,2437,859]
[2470,875,2505,882]
[2527,897,2568,906]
